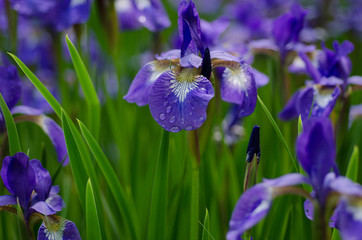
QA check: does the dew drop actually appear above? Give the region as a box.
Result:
[166,106,172,113]
[169,116,176,123]
[163,101,168,106]
[170,126,180,132]
[198,116,205,122]
[159,113,166,120]
[199,87,206,93]
[185,126,193,131]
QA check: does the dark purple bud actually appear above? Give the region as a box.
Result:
[201,48,211,79]
[246,126,260,163]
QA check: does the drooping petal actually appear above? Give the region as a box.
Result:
[296,118,336,193]
[5,152,36,209]
[0,65,22,110]
[124,60,175,106]
[0,195,17,206]
[0,155,13,195]
[297,85,340,121]
[279,90,301,121]
[149,67,214,132]
[213,60,257,117]
[253,69,269,88]
[227,184,272,240]
[38,217,81,240]
[335,198,362,240]
[30,160,52,201]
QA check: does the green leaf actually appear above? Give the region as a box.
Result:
[201,209,214,240]
[61,110,87,207]
[8,53,62,117]
[147,130,169,240]
[298,115,303,136]
[0,93,21,155]
[78,120,139,240]
[16,200,28,240]
[66,35,100,138]
[346,146,359,181]
[86,179,102,240]
[257,95,298,171]
[331,229,342,240]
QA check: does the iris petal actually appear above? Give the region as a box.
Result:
[149,67,214,132]
[38,217,81,240]
[30,160,52,201]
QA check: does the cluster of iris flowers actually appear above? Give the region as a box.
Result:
[0,0,362,239]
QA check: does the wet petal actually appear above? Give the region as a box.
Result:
[214,61,257,117]
[227,184,272,240]
[0,65,22,110]
[296,118,336,191]
[38,218,81,240]
[279,90,301,121]
[30,160,52,201]
[0,195,17,206]
[149,67,214,132]
[5,153,36,209]
[335,198,362,240]
[124,60,174,106]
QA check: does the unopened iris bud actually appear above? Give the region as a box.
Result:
[246,125,260,163]
[201,48,212,79]
[244,125,261,192]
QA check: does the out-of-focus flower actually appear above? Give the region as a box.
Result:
[124,0,257,132]
[280,40,362,121]
[115,0,170,32]
[0,152,64,219]
[227,118,362,240]
[10,0,91,31]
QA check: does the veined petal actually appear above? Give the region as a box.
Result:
[30,160,52,201]
[213,60,257,117]
[124,60,175,106]
[38,217,81,240]
[149,67,214,132]
[336,198,362,240]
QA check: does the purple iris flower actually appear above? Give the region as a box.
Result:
[10,0,91,31]
[115,0,170,32]
[280,40,362,121]
[124,0,257,132]
[227,118,362,239]
[0,62,68,165]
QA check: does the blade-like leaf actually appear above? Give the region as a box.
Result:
[78,120,139,240]
[147,130,169,240]
[16,200,28,240]
[346,145,359,181]
[62,110,87,206]
[331,229,342,240]
[86,179,102,240]
[0,93,21,155]
[201,209,213,240]
[66,35,100,138]
[298,115,303,136]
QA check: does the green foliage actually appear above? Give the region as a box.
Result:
[86,179,102,240]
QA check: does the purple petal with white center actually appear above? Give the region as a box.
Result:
[149,67,214,132]
[279,90,301,121]
[30,160,52,201]
[348,76,362,86]
[6,152,36,209]
[155,49,181,60]
[31,201,57,216]
[253,68,269,88]
[0,65,22,110]
[217,62,257,117]
[288,55,307,74]
[296,118,336,192]
[227,184,272,240]
[38,218,81,240]
[0,195,17,206]
[335,198,362,240]
[124,60,174,106]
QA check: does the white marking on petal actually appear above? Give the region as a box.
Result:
[44,218,66,240]
[149,62,170,85]
[347,205,362,221]
[223,65,248,91]
[314,87,334,108]
[115,0,132,12]
[71,0,86,7]
[251,200,270,216]
[135,0,151,10]
[170,79,198,102]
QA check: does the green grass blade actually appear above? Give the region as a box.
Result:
[346,146,359,180]
[78,120,139,240]
[16,200,28,240]
[8,53,62,117]
[86,179,102,240]
[61,110,87,206]
[331,229,342,240]
[66,35,100,138]
[0,93,21,155]
[201,209,213,240]
[147,130,169,240]
[257,95,298,171]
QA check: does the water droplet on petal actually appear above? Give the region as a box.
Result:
[163,101,168,106]
[170,126,180,132]
[198,116,205,122]
[185,126,193,131]
[169,116,176,123]
[161,125,166,128]
[159,113,165,120]
[166,106,172,113]
[199,87,206,93]
[189,112,193,115]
